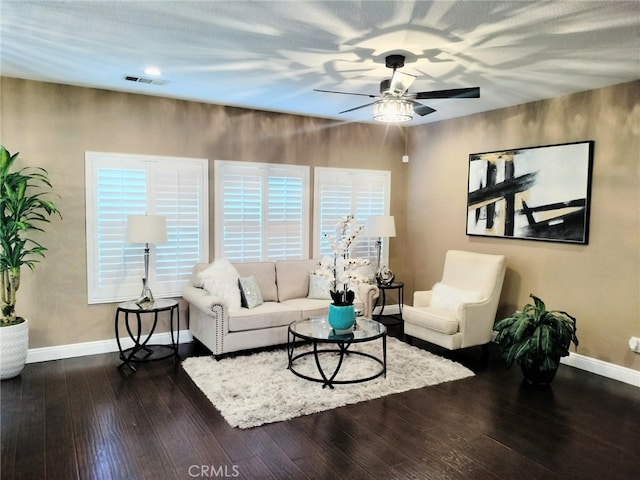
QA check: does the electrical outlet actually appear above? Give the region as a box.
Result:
[629,337,640,353]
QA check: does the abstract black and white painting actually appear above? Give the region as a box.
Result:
[466,141,594,244]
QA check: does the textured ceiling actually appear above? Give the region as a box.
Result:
[1,0,638,125]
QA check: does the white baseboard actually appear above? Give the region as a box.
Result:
[493,329,638,387]
[397,308,639,388]
[26,323,639,388]
[26,330,193,364]
[561,352,640,387]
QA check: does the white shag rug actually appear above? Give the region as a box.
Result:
[181,336,474,429]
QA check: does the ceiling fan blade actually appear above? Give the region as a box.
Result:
[314,88,377,99]
[339,101,379,114]
[411,102,437,116]
[413,87,480,99]
[389,71,416,95]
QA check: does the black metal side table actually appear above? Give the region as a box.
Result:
[374,281,404,325]
[115,298,180,371]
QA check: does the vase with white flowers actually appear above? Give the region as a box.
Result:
[316,215,369,332]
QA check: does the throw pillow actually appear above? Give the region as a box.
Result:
[431,282,482,312]
[307,273,332,300]
[198,259,242,311]
[238,276,264,309]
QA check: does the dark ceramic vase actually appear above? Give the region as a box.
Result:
[521,361,560,386]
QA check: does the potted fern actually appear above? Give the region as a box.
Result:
[1,146,61,379]
[493,294,578,385]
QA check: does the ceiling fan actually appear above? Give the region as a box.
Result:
[314,54,480,122]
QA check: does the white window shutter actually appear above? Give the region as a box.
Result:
[316,174,354,257]
[154,162,209,293]
[86,152,208,304]
[313,167,391,265]
[221,171,263,262]
[267,171,305,260]
[215,161,309,262]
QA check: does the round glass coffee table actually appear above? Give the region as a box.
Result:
[287,316,387,389]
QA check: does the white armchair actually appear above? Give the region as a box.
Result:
[403,250,506,351]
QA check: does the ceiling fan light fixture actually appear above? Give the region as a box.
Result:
[373,98,413,123]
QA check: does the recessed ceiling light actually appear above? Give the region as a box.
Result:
[144,66,162,76]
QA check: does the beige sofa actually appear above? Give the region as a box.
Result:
[182,259,379,356]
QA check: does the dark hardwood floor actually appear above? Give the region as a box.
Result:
[2,319,639,480]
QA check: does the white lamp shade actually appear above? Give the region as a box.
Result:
[127,215,168,244]
[366,216,396,238]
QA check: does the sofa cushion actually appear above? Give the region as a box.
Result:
[198,259,242,310]
[238,276,263,309]
[228,302,300,331]
[233,262,278,302]
[275,259,318,302]
[281,297,365,319]
[280,298,331,318]
[431,282,482,312]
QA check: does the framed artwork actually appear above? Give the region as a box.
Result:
[466,141,594,244]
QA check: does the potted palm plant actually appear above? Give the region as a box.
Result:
[1,146,61,379]
[493,294,578,385]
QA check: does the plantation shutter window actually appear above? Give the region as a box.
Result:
[85,152,208,304]
[313,167,391,265]
[214,160,310,262]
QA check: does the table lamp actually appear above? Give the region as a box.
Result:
[366,215,396,285]
[127,214,167,308]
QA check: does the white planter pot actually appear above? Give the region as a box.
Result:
[0,319,29,380]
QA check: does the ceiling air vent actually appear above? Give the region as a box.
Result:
[123,75,168,86]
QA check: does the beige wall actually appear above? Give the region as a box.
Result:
[1,77,638,372]
[0,77,405,349]
[402,80,639,370]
